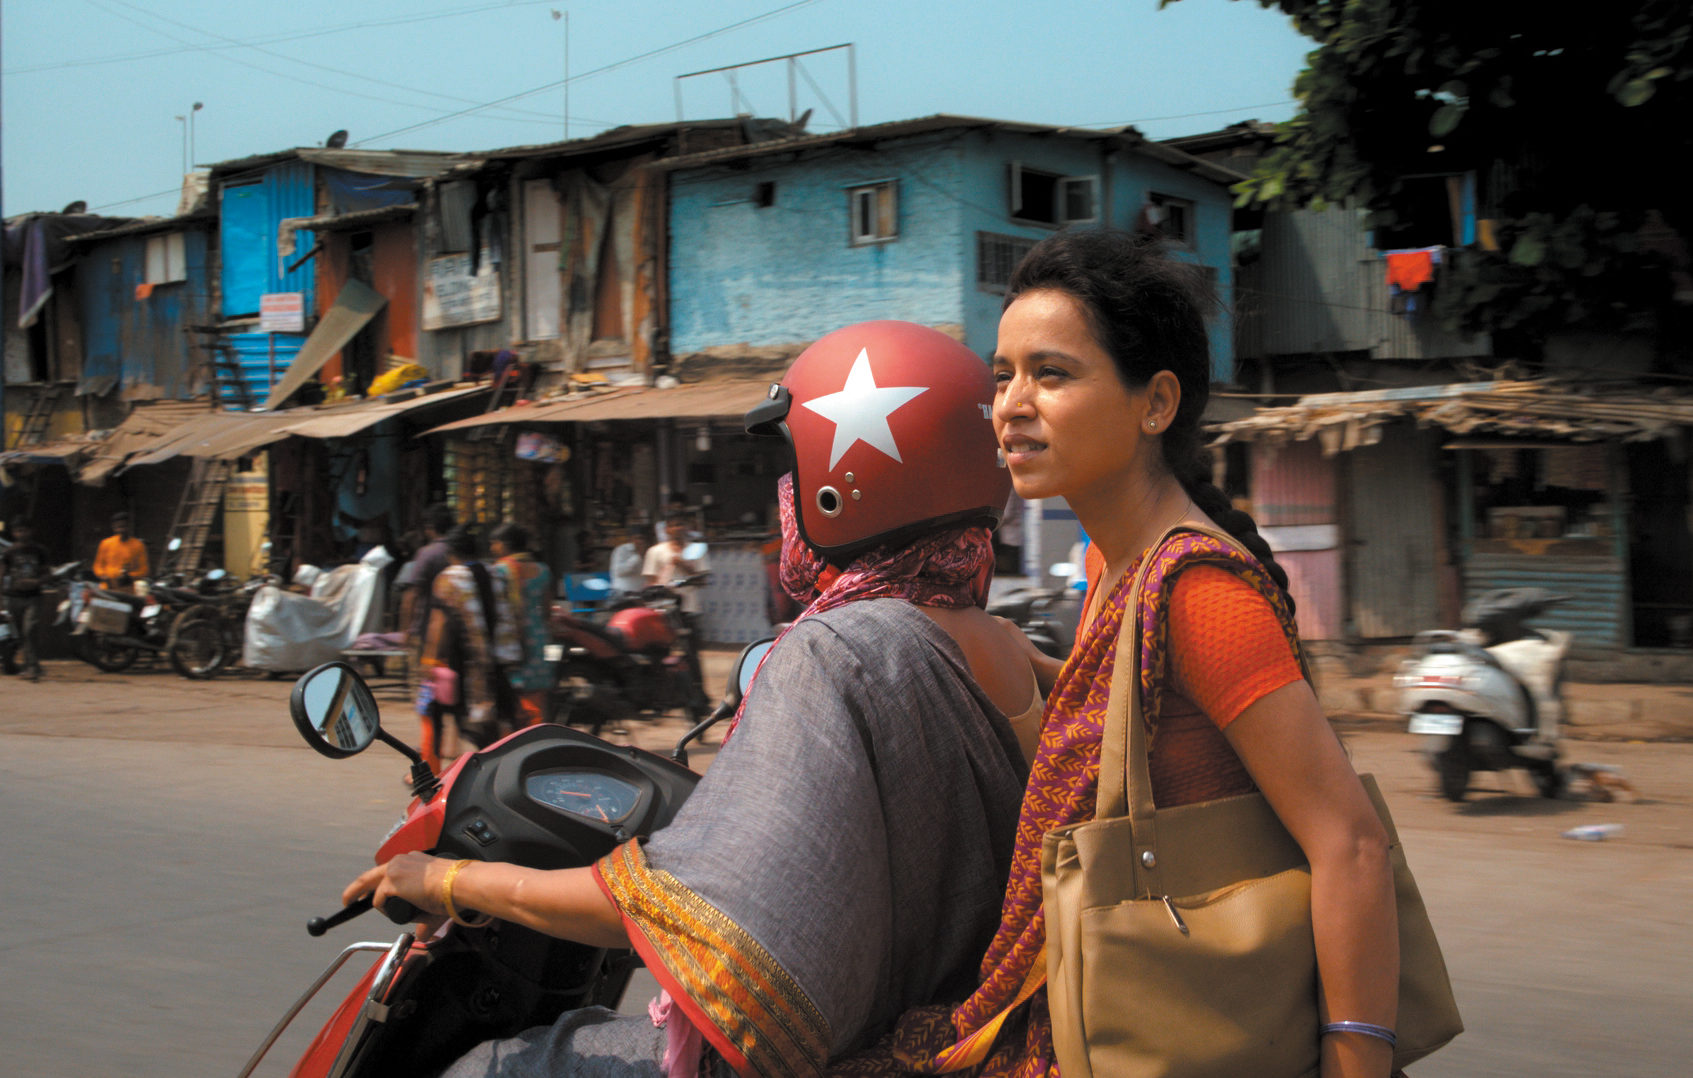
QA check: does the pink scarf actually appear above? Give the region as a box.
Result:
[725,472,994,739]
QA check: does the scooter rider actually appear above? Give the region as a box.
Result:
[345,320,1039,1078]
[92,511,148,592]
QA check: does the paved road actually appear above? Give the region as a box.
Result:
[3,659,1690,1077]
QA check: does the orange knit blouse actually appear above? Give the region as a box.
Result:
[1084,543,1304,806]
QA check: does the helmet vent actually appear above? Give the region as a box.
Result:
[816,486,844,517]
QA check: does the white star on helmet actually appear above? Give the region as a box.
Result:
[798,348,929,470]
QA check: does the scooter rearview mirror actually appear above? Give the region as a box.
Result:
[682,541,708,562]
[672,636,776,764]
[291,662,383,758]
[737,639,773,697]
[290,661,441,797]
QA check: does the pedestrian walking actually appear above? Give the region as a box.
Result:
[417,528,501,771]
[2,519,49,680]
[489,522,555,727]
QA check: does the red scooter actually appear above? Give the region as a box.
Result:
[547,574,712,733]
[238,639,770,1078]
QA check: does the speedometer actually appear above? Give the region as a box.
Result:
[525,770,641,824]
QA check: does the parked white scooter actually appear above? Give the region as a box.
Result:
[1394,588,1571,801]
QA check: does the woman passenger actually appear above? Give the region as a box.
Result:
[844,230,1398,1078]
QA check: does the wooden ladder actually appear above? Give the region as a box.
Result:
[9,385,63,449]
[467,361,527,442]
[159,457,236,575]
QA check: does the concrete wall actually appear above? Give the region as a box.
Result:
[668,132,971,354]
[670,128,1235,372]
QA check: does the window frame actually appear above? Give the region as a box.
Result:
[1009,163,1099,227]
[1146,192,1196,247]
[144,231,188,285]
[847,180,899,246]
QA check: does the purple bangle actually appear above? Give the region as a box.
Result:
[1320,1021,1397,1047]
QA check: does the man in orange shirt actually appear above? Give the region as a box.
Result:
[93,511,149,591]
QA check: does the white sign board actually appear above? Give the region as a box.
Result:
[421,250,501,330]
[259,292,306,333]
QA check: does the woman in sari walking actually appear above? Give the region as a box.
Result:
[489,521,555,727]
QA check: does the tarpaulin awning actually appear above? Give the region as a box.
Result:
[1209,379,1693,455]
[123,412,302,467]
[262,278,387,410]
[270,384,488,439]
[422,378,778,435]
[0,438,91,469]
[121,383,490,468]
[78,400,218,484]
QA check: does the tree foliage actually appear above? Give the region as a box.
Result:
[1174,0,1693,343]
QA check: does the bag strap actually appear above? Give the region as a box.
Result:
[1095,521,1221,824]
[1096,519,1315,839]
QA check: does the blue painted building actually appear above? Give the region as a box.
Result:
[659,115,1241,575]
[67,216,217,401]
[662,115,1241,379]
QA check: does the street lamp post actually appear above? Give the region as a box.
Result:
[551,9,568,140]
[176,114,187,175]
[189,101,203,169]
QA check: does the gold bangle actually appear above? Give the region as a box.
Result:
[440,858,493,928]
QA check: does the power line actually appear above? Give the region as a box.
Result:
[6,0,561,76]
[1077,101,1300,129]
[85,0,567,127]
[352,0,826,146]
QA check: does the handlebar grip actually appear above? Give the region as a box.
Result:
[381,897,421,925]
[307,895,371,937]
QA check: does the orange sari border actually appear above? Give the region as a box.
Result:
[597,840,832,1078]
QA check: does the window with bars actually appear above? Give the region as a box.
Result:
[977,232,1038,293]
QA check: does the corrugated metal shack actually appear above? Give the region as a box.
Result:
[1211,380,1693,650]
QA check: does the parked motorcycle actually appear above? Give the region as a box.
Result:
[547,573,713,734]
[1,560,82,675]
[61,537,217,673]
[165,569,274,679]
[986,560,1085,660]
[237,637,773,1078]
[1394,587,1571,801]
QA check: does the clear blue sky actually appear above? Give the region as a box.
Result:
[2,0,1313,219]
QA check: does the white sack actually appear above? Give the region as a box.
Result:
[243,547,393,671]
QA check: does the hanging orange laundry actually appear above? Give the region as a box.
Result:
[1385,249,1437,292]
[134,282,155,300]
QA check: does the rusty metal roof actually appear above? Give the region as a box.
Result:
[1209,380,1693,454]
[118,385,490,468]
[423,377,778,435]
[647,114,1245,185]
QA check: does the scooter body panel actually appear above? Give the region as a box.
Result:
[1398,651,1533,736]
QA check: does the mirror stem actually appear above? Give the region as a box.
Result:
[671,701,732,763]
[374,727,440,799]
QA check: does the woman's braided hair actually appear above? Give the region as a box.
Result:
[1003,227,1294,611]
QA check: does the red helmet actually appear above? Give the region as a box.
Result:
[746,320,1010,556]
